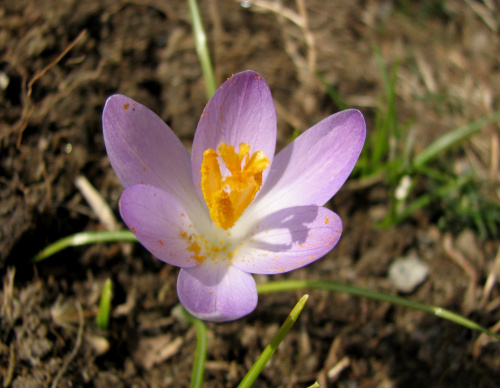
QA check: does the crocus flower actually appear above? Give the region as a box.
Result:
[103,70,366,322]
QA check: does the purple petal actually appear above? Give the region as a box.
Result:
[250,109,365,217]
[103,95,197,206]
[232,206,342,274]
[191,71,277,200]
[119,184,204,268]
[177,263,258,322]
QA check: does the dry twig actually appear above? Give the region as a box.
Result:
[1,268,16,326]
[16,30,87,148]
[443,234,480,313]
[74,175,120,232]
[463,0,498,32]
[3,343,15,388]
[480,244,500,306]
[248,0,316,76]
[472,319,500,358]
[50,301,84,388]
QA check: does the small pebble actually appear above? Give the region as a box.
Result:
[388,256,429,293]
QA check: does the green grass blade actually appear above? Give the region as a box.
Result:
[257,280,500,340]
[413,110,500,169]
[353,46,402,178]
[370,47,400,171]
[97,278,113,330]
[238,295,309,388]
[388,174,469,225]
[32,230,138,262]
[187,0,217,98]
[316,71,348,110]
[374,46,391,96]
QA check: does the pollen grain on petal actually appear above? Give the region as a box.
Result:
[187,240,205,264]
[180,229,236,267]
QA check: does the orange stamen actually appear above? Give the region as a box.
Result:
[200,142,270,229]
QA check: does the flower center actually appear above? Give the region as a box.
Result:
[200,142,270,230]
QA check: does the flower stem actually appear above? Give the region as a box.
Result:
[32,230,138,262]
[237,294,309,388]
[257,280,500,340]
[180,309,208,388]
[187,0,217,98]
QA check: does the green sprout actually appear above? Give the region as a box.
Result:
[97,278,113,330]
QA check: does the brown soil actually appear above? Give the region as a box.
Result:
[1,0,499,387]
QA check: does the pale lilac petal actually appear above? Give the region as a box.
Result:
[177,263,258,322]
[232,206,342,274]
[191,71,277,199]
[103,95,197,207]
[119,184,201,268]
[249,109,366,218]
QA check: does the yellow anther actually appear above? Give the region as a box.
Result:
[201,142,270,229]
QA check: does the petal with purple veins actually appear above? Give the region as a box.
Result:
[103,95,198,209]
[232,206,342,274]
[177,262,258,322]
[119,184,206,268]
[249,109,366,219]
[191,71,277,200]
